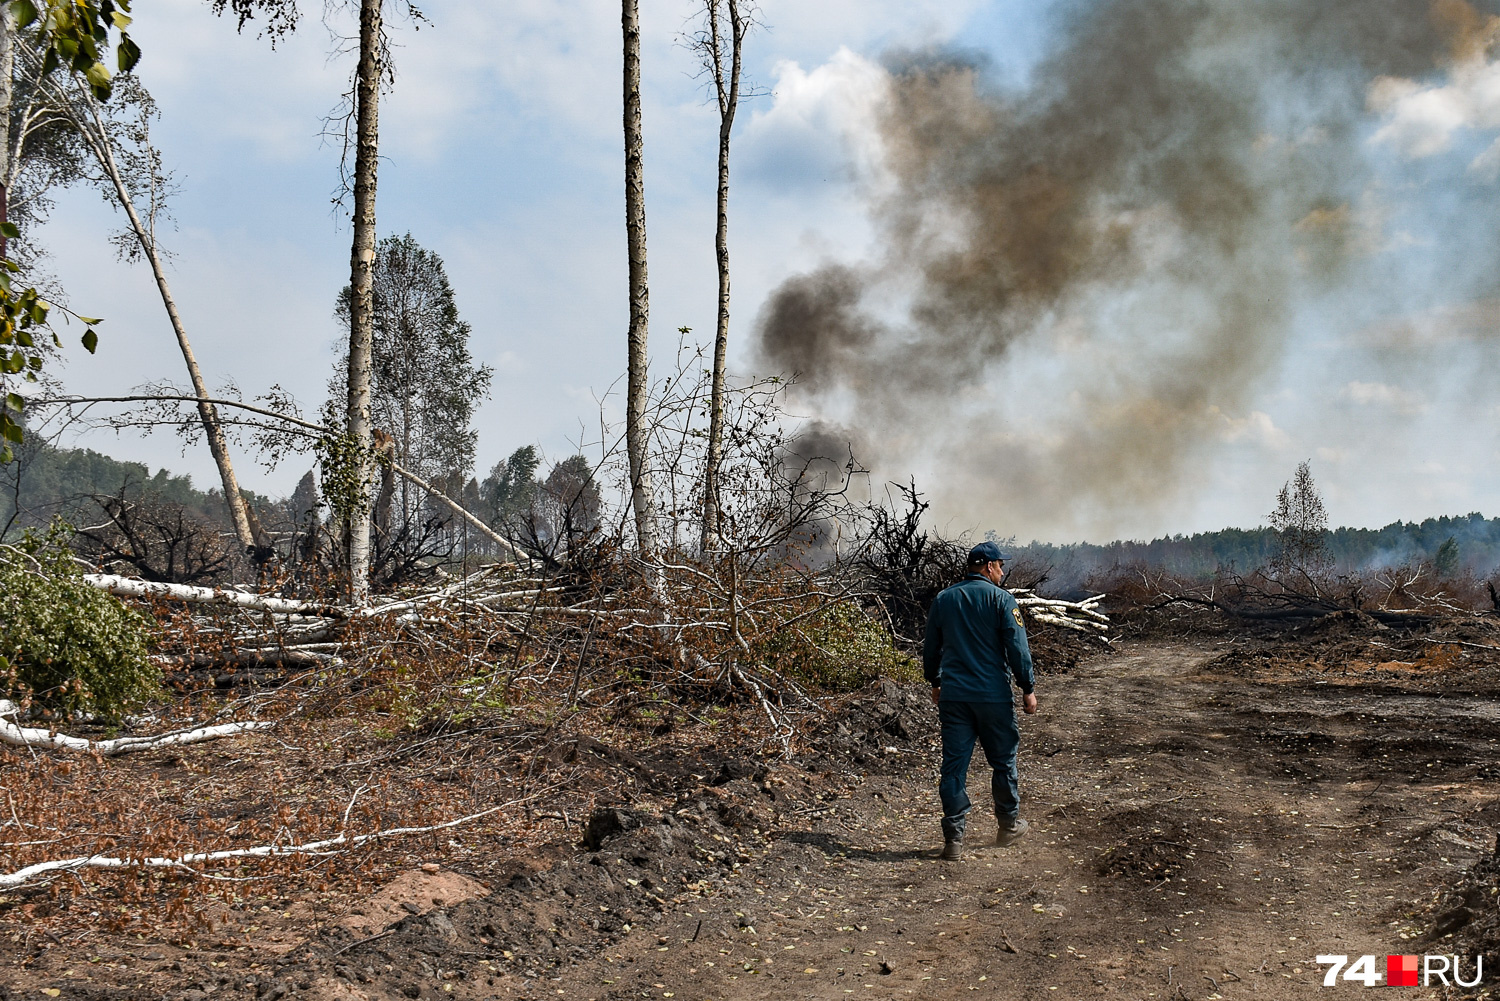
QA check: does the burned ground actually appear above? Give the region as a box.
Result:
[2,614,1499,1000]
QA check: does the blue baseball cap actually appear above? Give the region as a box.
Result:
[967,541,1012,563]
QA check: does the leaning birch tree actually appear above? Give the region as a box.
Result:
[688,0,752,553]
[0,0,288,462]
[39,72,260,551]
[622,0,656,555]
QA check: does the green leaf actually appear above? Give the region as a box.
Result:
[116,33,140,72]
[0,222,19,240]
[110,10,131,29]
[5,392,23,413]
[81,328,98,353]
[2,418,22,443]
[84,60,111,90]
[10,0,38,29]
[76,315,103,325]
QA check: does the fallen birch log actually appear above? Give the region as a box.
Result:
[82,574,351,618]
[1012,591,1111,635]
[1017,598,1110,624]
[0,701,271,756]
[151,648,342,669]
[1027,610,1110,634]
[0,802,514,888]
[391,464,530,563]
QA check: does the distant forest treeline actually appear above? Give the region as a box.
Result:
[7,441,1499,586]
[1007,512,1500,587]
[0,439,280,541]
[0,438,602,582]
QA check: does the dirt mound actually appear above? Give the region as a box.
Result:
[1025,621,1104,674]
[804,678,938,770]
[1416,839,1500,997]
[1191,610,1500,693]
[1092,806,1226,883]
[261,792,773,999]
[1290,608,1390,638]
[336,869,491,939]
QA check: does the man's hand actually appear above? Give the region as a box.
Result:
[1022,692,1038,715]
[930,686,940,706]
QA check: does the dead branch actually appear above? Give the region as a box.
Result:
[0,701,271,756]
[0,801,513,889]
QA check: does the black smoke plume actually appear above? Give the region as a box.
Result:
[757,0,1500,538]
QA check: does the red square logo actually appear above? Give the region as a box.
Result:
[1387,955,1419,987]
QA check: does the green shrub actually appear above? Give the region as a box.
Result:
[756,601,921,691]
[0,525,160,718]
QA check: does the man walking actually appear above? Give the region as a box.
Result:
[923,541,1037,861]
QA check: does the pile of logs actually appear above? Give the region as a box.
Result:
[1011,588,1112,640]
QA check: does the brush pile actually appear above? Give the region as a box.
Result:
[76,559,1111,702]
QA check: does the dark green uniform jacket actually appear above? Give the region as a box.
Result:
[922,574,1035,703]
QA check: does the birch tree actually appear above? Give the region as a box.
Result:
[0,0,289,462]
[0,0,120,461]
[1269,459,1329,578]
[0,3,14,262]
[326,232,492,571]
[622,0,656,555]
[341,0,382,601]
[688,0,753,553]
[36,69,260,551]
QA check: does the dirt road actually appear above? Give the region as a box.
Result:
[541,639,1499,1001]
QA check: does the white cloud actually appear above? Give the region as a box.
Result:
[739,48,891,189]
[1369,54,1500,177]
[1212,408,1289,449]
[1339,380,1428,416]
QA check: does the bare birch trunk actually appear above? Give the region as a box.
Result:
[346,0,382,602]
[76,93,258,553]
[373,428,395,544]
[700,0,745,553]
[0,3,12,262]
[622,0,656,555]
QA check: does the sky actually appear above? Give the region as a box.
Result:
[25,0,1500,544]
